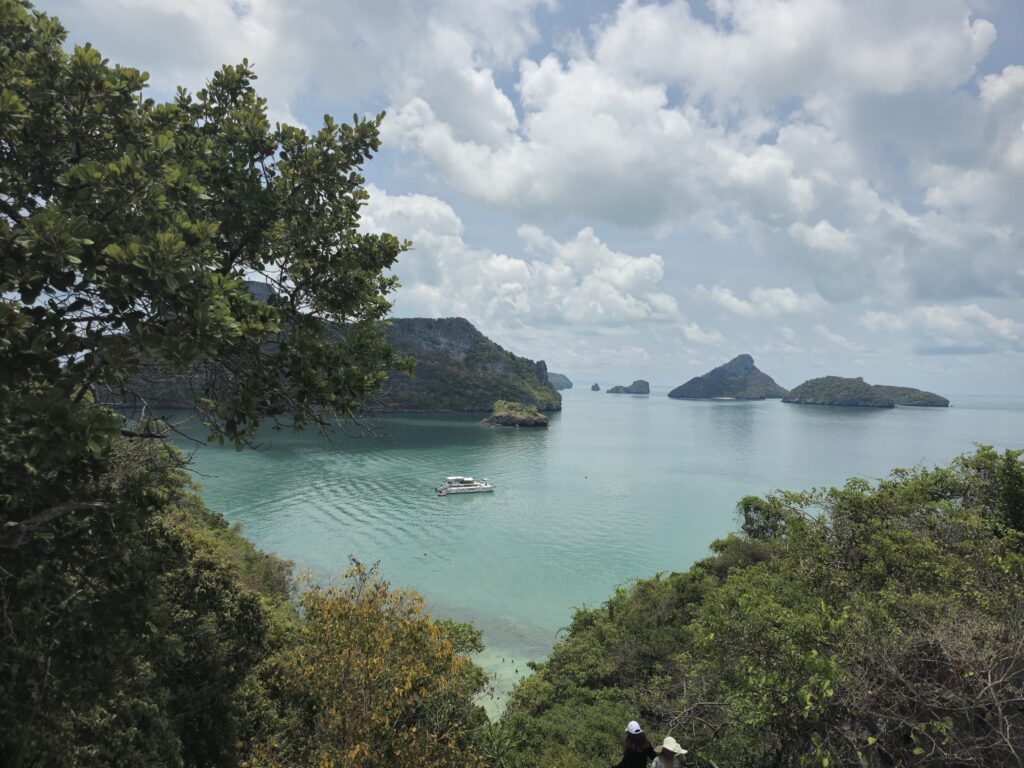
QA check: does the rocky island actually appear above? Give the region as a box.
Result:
[591,383,600,391]
[109,316,562,414]
[668,354,789,400]
[608,379,650,395]
[547,372,573,390]
[375,318,561,412]
[783,376,895,407]
[872,385,949,407]
[482,400,549,427]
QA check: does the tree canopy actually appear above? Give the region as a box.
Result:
[1,0,408,543]
[502,446,1024,767]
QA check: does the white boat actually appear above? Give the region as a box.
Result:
[437,476,494,495]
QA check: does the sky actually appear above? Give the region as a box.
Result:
[40,0,1024,394]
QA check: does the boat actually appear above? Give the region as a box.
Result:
[437,476,494,495]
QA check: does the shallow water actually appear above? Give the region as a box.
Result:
[177,387,1024,711]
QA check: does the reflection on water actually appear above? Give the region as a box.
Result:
[177,388,1024,711]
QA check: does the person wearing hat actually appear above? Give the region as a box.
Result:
[652,735,688,768]
[612,720,656,768]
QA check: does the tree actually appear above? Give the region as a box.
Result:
[1,0,408,543]
[503,448,1024,768]
[0,1,414,764]
[246,564,487,768]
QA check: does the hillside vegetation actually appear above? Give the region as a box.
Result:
[669,354,789,399]
[377,318,562,412]
[501,447,1024,767]
[784,376,896,407]
[872,385,950,407]
[484,400,550,427]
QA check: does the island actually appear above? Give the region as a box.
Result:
[607,379,650,395]
[872,385,949,407]
[376,318,562,412]
[783,376,895,407]
[668,354,789,400]
[547,372,573,390]
[482,400,549,427]
[591,383,600,391]
[106,315,562,414]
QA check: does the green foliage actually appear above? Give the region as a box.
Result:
[502,447,1024,767]
[871,385,948,407]
[485,400,549,427]
[783,376,895,407]
[244,563,488,768]
[0,1,415,764]
[0,436,294,767]
[378,318,561,412]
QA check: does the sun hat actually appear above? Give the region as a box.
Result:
[625,720,643,734]
[655,736,687,756]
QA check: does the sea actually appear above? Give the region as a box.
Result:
[176,387,1024,713]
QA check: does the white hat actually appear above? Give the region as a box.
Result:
[655,736,687,756]
[625,720,643,734]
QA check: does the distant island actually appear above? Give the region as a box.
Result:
[591,383,600,391]
[110,316,562,415]
[547,372,573,390]
[608,379,650,395]
[482,400,549,428]
[872,385,949,407]
[668,354,789,400]
[784,376,895,407]
[374,318,561,412]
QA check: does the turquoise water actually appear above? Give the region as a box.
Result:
[179,387,1024,708]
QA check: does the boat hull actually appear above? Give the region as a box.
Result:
[442,486,493,494]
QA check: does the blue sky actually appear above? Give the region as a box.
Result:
[41,0,1024,394]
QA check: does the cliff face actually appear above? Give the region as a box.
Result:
[608,380,650,395]
[669,354,789,399]
[783,376,895,407]
[376,318,562,412]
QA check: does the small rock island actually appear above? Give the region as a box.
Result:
[668,354,788,400]
[783,376,895,407]
[608,379,650,395]
[591,383,600,391]
[547,372,573,390]
[483,400,550,427]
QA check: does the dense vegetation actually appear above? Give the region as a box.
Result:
[484,400,550,427]
[502,446,1024,767]
[0,2,484,765]
[784,376,896,407]
[377,317,561,412]
[872,386,950,408]
[669,354,789,400]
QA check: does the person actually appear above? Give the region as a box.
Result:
[612,721,656,768]
[652,736,687,768]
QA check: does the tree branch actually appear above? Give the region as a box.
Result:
[0,501,108,548]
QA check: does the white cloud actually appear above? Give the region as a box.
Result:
[594,0,995,106]
[787,220,855,253]
[361,186,686,330]
[696,285,826,318]
[682,322,724,345]
[861,304,1024,353]
[814,324,864,353]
